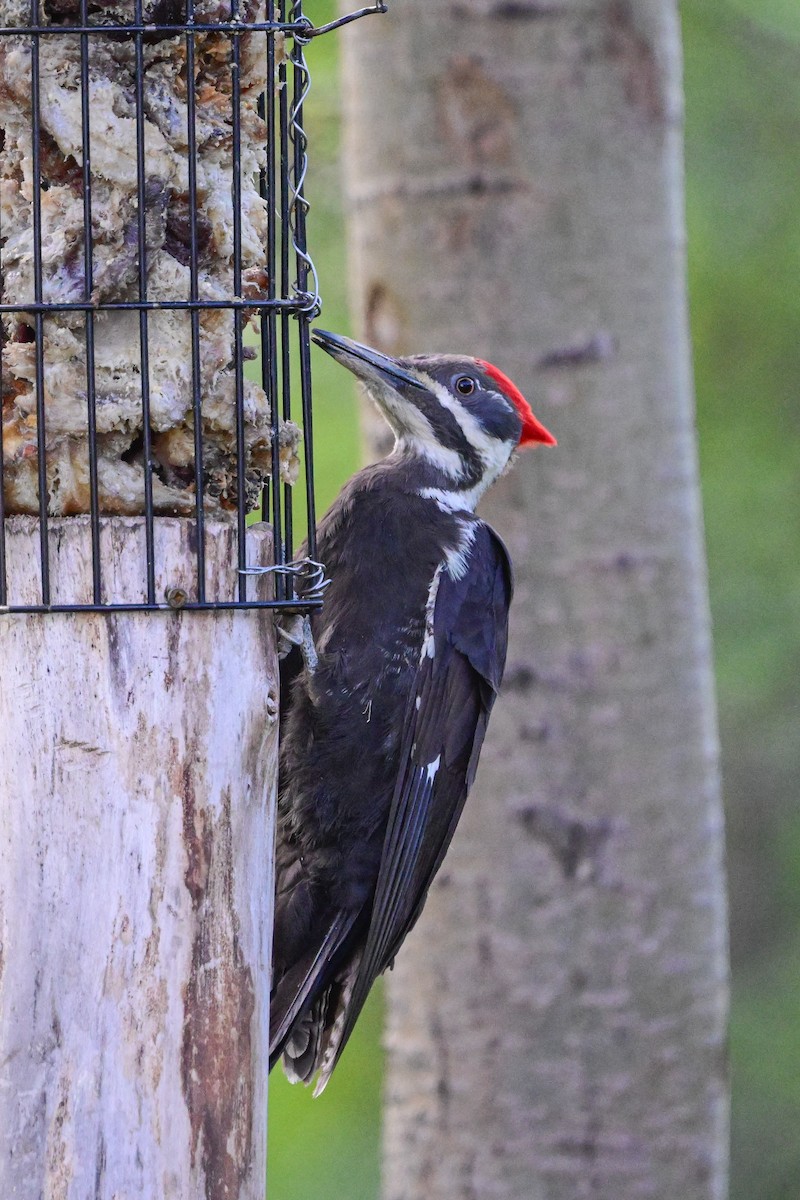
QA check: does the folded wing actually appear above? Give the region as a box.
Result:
[311,523,513,1090]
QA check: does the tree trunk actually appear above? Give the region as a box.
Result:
[340,2,729,1198]
[0,518,277,1199]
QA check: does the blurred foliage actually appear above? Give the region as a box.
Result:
[682,3,800,1198]
[268,987,384,1200]
[267,2,800,1197]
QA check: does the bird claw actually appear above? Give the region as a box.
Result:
[275,615,304,659]
[276,614,318,673]
[240,557,328,672]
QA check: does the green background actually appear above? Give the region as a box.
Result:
[266,3,800,1197]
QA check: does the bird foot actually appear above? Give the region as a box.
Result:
[275,614,319,673]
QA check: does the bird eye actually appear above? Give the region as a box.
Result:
[455,376,476,396]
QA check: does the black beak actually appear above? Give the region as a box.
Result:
[312,329,427,393]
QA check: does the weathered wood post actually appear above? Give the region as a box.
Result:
[0,518,278,1198]
[0,0,320,1188]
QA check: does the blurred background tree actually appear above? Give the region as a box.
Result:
[265,2,800,1198]
[339,1,728,1197]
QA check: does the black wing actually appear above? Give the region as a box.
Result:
[318,523,513,1086]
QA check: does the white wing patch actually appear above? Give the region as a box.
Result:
[444,518,477,581]
[425,755,441,784]
[421,565,443,660]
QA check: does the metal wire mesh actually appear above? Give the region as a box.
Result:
[0,0,383,613]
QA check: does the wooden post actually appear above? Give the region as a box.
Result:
[0,518,277,1200]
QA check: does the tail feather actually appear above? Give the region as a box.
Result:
[282,991,330,1083]
[269,909,357,1072]
[312,945,364,1096]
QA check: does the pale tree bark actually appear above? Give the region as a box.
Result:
[339,2,728,1198]
[0,518,277,1199]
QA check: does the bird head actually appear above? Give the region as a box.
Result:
[312,329,556,510]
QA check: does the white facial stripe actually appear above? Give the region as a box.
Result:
[413,371,514,487]
[360,368,465,481]
[361,371,431,440]
[358,358,515,488]
[396,434,465,480]
[419,483,484,514]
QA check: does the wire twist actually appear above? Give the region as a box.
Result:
[287,7,320,315]
[240,556,331,604]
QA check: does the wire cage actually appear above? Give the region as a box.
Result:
[0,0,384,614]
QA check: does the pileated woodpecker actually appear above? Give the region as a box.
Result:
[271,330,556,1093]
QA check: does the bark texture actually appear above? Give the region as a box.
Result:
[0,518,277,1199]
[340,2,729,1198]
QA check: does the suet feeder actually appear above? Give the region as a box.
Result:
[0,0,384,610]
